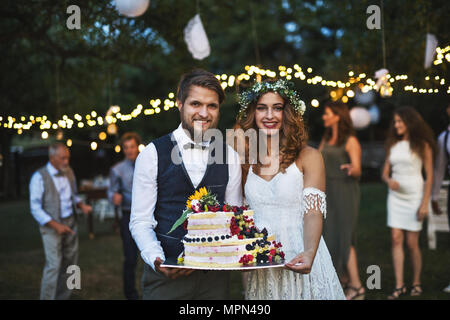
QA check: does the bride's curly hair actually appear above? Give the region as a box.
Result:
[385,106,436,161]
[232,88,308,188]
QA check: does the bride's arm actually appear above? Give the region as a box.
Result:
[285,147,326,274]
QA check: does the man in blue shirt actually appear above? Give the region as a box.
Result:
[431,103,450,294]
[108,132,142,299]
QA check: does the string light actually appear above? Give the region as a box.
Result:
[434,45,450,65]
[98,132,107,140]
[2,45,449,135]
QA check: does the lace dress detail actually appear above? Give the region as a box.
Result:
[302,187,327,219]
[244,162,345,300]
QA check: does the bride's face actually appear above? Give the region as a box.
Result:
[254,92,284,136]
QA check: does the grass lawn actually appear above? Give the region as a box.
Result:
[1,182,449,300]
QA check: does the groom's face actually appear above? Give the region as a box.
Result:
[177,85,220,140]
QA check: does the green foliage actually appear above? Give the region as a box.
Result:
[1,0,449,143]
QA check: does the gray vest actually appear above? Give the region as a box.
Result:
[37,166,78,223]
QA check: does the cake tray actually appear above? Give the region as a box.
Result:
[161,260,286,271]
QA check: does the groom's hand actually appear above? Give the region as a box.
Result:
[154,258,195,280]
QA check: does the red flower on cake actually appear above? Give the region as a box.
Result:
[183,220,188,230]
[208,205,220,212]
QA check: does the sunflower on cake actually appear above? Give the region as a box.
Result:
[168,187,285,268]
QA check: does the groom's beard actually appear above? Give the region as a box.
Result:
[180,108,219,142]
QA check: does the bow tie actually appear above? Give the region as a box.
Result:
[54,170,65,177]
[183,142,209,150]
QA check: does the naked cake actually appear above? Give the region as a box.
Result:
[168,187,285,267]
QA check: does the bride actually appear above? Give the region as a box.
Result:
[233,80,345,300]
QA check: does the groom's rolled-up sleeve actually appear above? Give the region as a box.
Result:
[130,143,165,271]
[224,146,243,206]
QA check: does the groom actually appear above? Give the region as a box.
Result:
[130,69,243,299]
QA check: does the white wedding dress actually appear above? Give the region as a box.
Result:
[244,162,346,300]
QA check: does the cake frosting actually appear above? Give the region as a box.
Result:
[168,187,285,268]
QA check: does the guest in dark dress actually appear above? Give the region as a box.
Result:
[319,102,364,300]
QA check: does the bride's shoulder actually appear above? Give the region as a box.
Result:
[296,146,324,171]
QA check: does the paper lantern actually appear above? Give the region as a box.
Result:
[379,82,393,97]
[350,107,371,130]
[374,68,393,97]
[368,105,380,124]
[424,33,438,69]
[115,0,149,18]
[354,89,375,105]
[184,14,211,60]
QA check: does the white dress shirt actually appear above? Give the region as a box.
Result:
[432,126,450,200]
[130,124,243,270]
[29,162,81,226]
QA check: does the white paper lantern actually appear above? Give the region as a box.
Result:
[350,106,371,130]
[368,105,380,124]
[115,0,149,18]
[184,14,211,60]
[424,33,438,69]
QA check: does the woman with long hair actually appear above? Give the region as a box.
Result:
[233,79,345,300]
[382,106,435,299]
[318,102,365,300]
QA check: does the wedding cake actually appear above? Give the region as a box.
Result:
[168,187,285,267]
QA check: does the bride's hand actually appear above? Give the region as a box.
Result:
[284,252,314,274]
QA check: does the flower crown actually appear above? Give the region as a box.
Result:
[237,79,306,120]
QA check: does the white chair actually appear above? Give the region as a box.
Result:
[93,199,116,222]
[428,181,450,249]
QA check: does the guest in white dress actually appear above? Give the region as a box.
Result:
[381,106,436,299]
[232,80,345,300]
